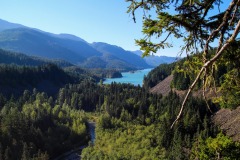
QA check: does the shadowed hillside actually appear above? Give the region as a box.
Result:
[0,48,73,67]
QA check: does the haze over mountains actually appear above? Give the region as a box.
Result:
[0,19,175,70]
[132,50,177,67]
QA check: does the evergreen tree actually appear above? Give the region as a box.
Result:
[126,0,240,127]
[21,143,30,160]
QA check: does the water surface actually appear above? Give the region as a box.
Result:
[103,68,153,86]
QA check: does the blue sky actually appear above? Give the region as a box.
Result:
[0,1,149,52]
[0,0,230,57]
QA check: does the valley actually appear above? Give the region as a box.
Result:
[0,6,239,159]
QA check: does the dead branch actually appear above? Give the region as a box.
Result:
[171,19,240,129]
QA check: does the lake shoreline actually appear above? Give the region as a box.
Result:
[103,68,153,86]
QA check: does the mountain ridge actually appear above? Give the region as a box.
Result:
[0,19,151,71]
[92,42,151,69]
[0,19,26,32]
[132,50,177,67]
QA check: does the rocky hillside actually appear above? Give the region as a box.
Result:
[149,75,173,96]
[150,74,220,99]
[149,73,240,144]
[212,107,240,142]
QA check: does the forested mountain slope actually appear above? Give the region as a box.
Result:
[139,47,240,159]
[143,63,175,89]
[145,47,240,110]
[0,48,73,67]
[0,28,91,64]
[0,64,97,97]
[92,42,151,69]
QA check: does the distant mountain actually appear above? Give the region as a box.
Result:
[0,48,73,67]
[0,19,152,70]
[54,33,86,42]
[80,54,137,71]
[132,50,176,67]
[0,28,102,63]
[0,19,26,32]
[92,42,151,69]
[144,55,177,67]
[132,50,143,57]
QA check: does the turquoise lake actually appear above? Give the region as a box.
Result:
[103,68,153,86]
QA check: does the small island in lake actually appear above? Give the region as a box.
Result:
[106,71,123,78]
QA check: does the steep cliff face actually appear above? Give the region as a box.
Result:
[212,106,240,142]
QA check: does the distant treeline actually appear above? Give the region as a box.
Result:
[0,63,98,97]
[0,48,72,67]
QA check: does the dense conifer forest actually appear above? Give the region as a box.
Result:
[0,56,239,159]
[0,0,240,158]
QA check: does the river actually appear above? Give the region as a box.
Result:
[54,69,152,159]
[103,68,153,86]
[54,122,96,160]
